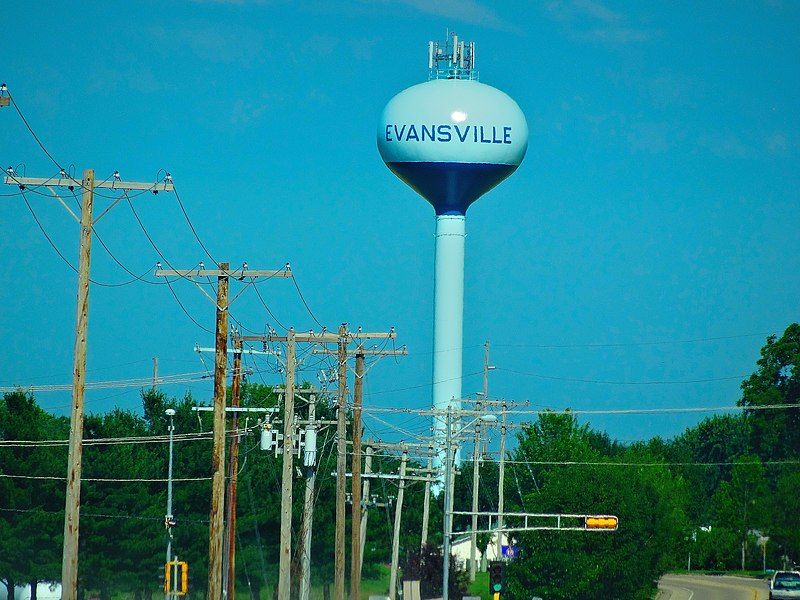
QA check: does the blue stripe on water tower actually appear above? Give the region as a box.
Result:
[386,161,519,215]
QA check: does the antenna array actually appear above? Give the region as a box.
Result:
[428,33,478,81]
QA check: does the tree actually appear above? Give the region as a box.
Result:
[669,413,751,523]
[769,471,800,566]
[710,455,768,570]
[0,392,67,594]
[739,324,800,463]
[505,412,688,600]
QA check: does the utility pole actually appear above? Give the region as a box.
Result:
[153,356,159,389]
[497,399,507,558]
[3,169,174,600]
[442,405,453,600]
[335,324,348,600]
[469,403,481,582]
[278,329,296,600]
[470,340,492,580]
[420,444,433,549]
[345,440,432,588]
[389,445,408,600]
[299,393,318,600]
[350,348,365,600]
[208,262,230,600]
[244,328,401,600]
[309,327,404,600]
[224,335,243,600]
[359,443,373,574]
[63,170,95,600]
[156,264,290,600]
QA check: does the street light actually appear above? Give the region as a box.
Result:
[165,408,176,600]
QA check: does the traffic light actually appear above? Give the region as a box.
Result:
[585,515,619,530]
[164,560,188,595]
[489,560,505,595]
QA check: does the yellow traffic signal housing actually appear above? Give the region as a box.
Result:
[164,560,189,595]
[585,515,619,530]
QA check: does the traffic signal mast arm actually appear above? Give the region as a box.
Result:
[449,510,619,533]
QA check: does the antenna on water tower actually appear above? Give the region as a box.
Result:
[377,33,528,474]
[428,32,477,80]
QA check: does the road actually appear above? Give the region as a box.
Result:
[659,574,770,600]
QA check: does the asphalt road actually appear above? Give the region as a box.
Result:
[659,574,770,600]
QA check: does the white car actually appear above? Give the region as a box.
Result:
[770,571,800,600]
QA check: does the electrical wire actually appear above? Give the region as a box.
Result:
[17,184,162,288]
[0,370,213,394]
[493,331,777,350]
[477,457,800,468]
[359,402,800,416]
[163,275,215,334]
[252,279,290,331]
[362,370,485,396]
[172,182,217,264]
[5,87,65,172]
[0,473,211,483]
[495,366,747,386]
[291,274,327,329]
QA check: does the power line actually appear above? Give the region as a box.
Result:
[495,366,747,386]
[0,473,212,483]
[4,86,65,172]
[291,274,327,329]
[493,331,776,350]
[360,402,800,416]
[173,182,217,265]
[18,184,162,288]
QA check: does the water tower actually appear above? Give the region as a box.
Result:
[377,34,528,463]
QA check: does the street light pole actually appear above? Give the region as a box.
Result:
[165,408,176,600]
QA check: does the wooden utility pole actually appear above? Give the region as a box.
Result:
[299,393,318,600]
[421,444,433,548]
[470,341,491,580]
[243,328,399,600]
[278,329,296,599]
[442,406,454,600]
[469,401,481,581]
[359,443,373,574]
[62,169,94,600]
[354,441,435,586]
[245,327,402,600]
[312,336,406,600]
[3,170,174,600]
[497,399,508,557]
[335,324,348,600]
[208,262,230,600]
[224,335,243,600]
[350,348,365,600]
[389,445,408,600]
[155,265,290,600]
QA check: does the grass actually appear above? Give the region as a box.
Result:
[466,570,490,599]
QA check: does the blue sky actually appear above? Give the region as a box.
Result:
[1,0,798,446]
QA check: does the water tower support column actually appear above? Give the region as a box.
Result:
[432,214,465,431]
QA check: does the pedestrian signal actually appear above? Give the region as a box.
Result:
[585,515,619,530]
